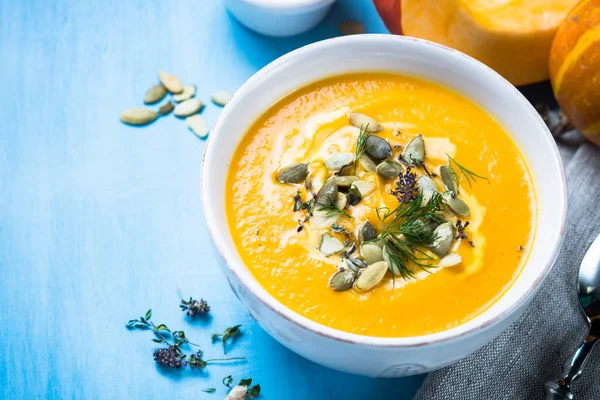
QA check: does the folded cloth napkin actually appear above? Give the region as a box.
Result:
[414,134,600,400]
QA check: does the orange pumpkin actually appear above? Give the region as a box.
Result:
[549,0,600,146]
[374,0,579,86]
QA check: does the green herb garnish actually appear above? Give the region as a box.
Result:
[375,193,444,281]
[212,325,242,354]
[202,388,216,394]
[447,154,488,189]
[316,197,352,219]
[354,124,370,172]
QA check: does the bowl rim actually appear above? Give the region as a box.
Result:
[202,34,567,347]
[239,0,335,11]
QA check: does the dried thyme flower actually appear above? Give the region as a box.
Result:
[391,167,419,204]
[455,220,470,240]
[180,297,210,317]
[153,346,185,369]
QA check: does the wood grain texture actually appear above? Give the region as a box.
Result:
[0,0,425,398]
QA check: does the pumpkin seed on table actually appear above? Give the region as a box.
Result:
[173,85,196,103]
[361,243,384,265]
[354,261,389,291]
[348,112,383,132]
[346,185,362,206]
[376,160,403,179]
[365,135,392,160]
[357,221,377,243]
[439,253,462,268]
[186,114,208,139]
[325,152,355,170]
[351,180,376,197]
[157,70,184,94]
[338,21,365,35]
[402,134,425,164]
[211,90,233,107]
[440,165,457,192]
[320,233,345,256]
[334,175,359,187]
[430,222,454,256]
[418,175,439,206]
[120,108,158,125]
[158,100,174,116]
[143,84,167,104]
[276,163,309,184]
[316,177,338,204]
[329,269,357,291]
[442,192,471,217]
[174,98,204,117]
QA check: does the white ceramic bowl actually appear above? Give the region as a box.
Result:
[224,0,336,37]
[202,35,567,377]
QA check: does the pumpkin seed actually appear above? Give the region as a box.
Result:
[338,21,365,35]
[320,233,345,256]
[347,185,362,206]
[311,209,339,228]
[442,193,471,217]
[358,155,378,172]
[334,175,359,187]
[335,192,347,210]
[120,108,159,125]
[354,261,388,291]
[157,70,184,94]
[329,269,357,291]
[158,100,174,116]
[174,98,204,117]
[365,135,392,160]
[439,253,462,268]
[276,163,309,184]
[143,84,167,104]
[375,239,386,248]
[358,221,377,243]
[440,165,457,192]
[173,85,196,102]
[316,177,338,204]
[348,112,383,132]
[402,134,425,164]
[186,114,208,139]
[305,173,313,190]
[361,243,384,264]
[376,160,402,179]
[430,222,454,256]
[211,90,233,107]
[382,243,406,276]
[351,180,376,197]
[346,257,368,272]
[418,175,439,206]
[325,152,355,170]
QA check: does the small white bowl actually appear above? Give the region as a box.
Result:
[224,0,337,37]
[202,35,567,377]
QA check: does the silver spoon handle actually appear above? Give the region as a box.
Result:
[545,336,598,400]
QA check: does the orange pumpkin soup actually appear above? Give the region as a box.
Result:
[226,73,535,338]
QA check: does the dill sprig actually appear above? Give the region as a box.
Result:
[447,154,488,189]
[354,124,370,171]
[375,194,444,280]
[316,197,352,218]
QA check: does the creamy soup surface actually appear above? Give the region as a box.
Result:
[226,73,535,337]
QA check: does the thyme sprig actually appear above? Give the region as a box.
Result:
[212,325,242,354]
[127,310,244,370]
[447,154,488,189]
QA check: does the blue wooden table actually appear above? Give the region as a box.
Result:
[0,1,425,398]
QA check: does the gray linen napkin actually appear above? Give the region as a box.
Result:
[414,135,600,400]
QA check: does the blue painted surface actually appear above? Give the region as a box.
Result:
[0,1,426,398]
